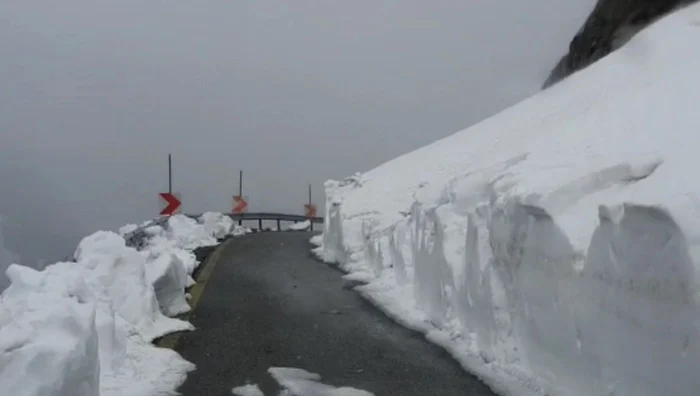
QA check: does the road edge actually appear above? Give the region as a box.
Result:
[156,237,235,350]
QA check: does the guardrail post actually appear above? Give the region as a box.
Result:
[277,219,281,231]
[258,218,263,231]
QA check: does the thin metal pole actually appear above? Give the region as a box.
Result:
[168,154,172,194]
[309,183,314,231]
[238,170,243,225]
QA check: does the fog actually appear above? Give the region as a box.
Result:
[0,0,594,275]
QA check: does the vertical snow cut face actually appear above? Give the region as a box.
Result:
[315,4,700,396]
[0,213,243,396]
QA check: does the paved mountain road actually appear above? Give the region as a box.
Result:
[175,232,498,396]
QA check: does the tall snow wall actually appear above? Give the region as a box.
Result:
[317,4,700,396]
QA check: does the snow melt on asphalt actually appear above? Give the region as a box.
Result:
[317,4,700,396]
[0,213,245,396]
[269,367,375,396]
[231,367,375,396]
[232,383,265,396]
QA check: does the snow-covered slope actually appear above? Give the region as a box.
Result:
[317,4,700,396]
[0,213,244,396]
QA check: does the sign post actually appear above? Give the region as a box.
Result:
[233,170,248,225]
[233,195,248,214]
[159,154,182,215]
[304,184,317,231]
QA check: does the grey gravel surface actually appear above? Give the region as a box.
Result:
[175,232,498,396]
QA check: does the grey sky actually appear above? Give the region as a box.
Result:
[0,0,594,270]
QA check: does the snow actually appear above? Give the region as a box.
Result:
[317,5,700,396]
[231,383,265,396]
[287,220,312,231]
[74,231,193,342]
[269,367,375,396]
[117,223,139,237]
[199,212,236,239]
[310,234,323,247]
[0,212,243,396]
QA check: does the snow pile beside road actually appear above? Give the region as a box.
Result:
[199,212,236,239]
[287,220,312,231]
[0,264,100,396]
[140,213,248,314]
[74,231,192,341]
[317,5,700,396]
[0,212,242,396]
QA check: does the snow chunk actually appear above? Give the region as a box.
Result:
[231,383,265,396]
[144,251,190,316]
[167,215,218,250]
[74,231,192,341]
[287,220,311,231]
[199,212,235,239]
[0,265,100,396]
[269,367,374,396]
[310,234,323,247]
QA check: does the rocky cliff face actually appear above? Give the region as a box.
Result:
[543,0,697,88]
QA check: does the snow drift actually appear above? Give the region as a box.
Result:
[0,213,243,396]
[317,5,700,396]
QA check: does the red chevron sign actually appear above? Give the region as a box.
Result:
[233,195,248,214]
[160,193,181,216]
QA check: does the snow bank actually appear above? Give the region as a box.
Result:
[0,264,100,396]
[0,261,194,396]
[74,231,193,341]
[0,212,243,396]
[139,214,247,313]
[199,212,236,239]
[317,5,700,396]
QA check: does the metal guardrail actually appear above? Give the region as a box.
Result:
[226,212,323,231]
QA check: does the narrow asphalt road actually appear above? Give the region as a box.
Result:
[175,232,498,396]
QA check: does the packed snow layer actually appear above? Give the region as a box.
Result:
[0,212,242,396]
[318,5,700,396]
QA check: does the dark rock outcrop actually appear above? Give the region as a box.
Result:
[543,0,697,89]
